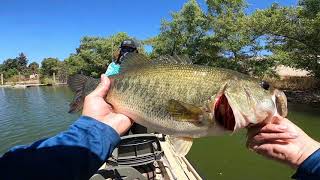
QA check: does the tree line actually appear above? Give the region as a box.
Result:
[148,0,320,78]
[1,0,319,81]
[0,52,65,81]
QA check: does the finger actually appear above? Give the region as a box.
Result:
[250,143,292,163]
[247,139,288,152]
[246,133,292,149]
[251,143,280,158]
[260,124,288,133]
[90,74,110,98]
[247,123,288,140]
[270,116,301,135]
[252,132,298,142]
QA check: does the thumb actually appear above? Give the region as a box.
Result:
[90,74,110,97]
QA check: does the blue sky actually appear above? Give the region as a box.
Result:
[0,0,297,64]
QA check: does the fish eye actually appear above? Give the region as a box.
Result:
[260,81,270,90]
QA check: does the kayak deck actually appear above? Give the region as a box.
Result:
[90,134,202,180]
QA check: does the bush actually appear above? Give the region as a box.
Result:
[3,68,18,79]
[40,76,54,85]
[5,75,20,83]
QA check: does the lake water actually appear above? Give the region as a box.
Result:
[0,86,319,179]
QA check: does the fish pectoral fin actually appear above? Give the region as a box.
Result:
[168,136,193,157]
[167,99,203,123]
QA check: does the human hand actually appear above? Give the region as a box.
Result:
[247,115,320,168]
[82,74,133,135]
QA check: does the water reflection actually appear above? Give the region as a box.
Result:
[0,86,319,180]
[0,86,78,153]
[0,87,5,96]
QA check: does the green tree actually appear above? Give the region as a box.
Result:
[65,32,140,77]
[0,53,30,78]
[16,53,28,72]
[299,0,320,18]
[206,0,249,60]
[147,0,273,76]
[57,61,68,83]
[206,0,272,68]
[41,58,60,76]
[1,58,19,78]
[2,58,18,70]
[147,0,209,64]
[28,62,39,73]
[250,1,320,77]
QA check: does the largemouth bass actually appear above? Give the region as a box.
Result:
[68,53,288,156]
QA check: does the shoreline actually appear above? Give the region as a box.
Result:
[0,83,67,88]
[284,90,320,104]
[1,84,319,104]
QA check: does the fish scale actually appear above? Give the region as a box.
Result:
[106,64,231,137]
[68,53,288,139]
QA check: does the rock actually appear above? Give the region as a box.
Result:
[284,90,320,104]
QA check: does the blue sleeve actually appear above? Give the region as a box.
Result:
[0,116,120,180]
[105,62,120,76]
[292,149,320,180]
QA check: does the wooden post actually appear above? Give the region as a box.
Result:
[111,40,114,59]
[53,73,56,84]
[1,74,3,85]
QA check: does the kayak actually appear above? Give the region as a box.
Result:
[90,133,202,180]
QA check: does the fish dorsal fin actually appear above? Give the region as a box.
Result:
[168,136,193,157]
[153,54,193,65]
[68,74,90,92]
[167,99,203,123]
[120,53,151,72]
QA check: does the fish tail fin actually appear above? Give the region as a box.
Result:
[67,74,93,113]
[168,136,193,157]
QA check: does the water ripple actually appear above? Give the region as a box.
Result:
[0,86,78,154]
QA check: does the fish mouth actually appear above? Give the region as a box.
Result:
[214,94,236,131]
[273,89,288,117]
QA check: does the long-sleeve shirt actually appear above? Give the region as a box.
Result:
[0,116,120,180]
[292,149,320,180]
